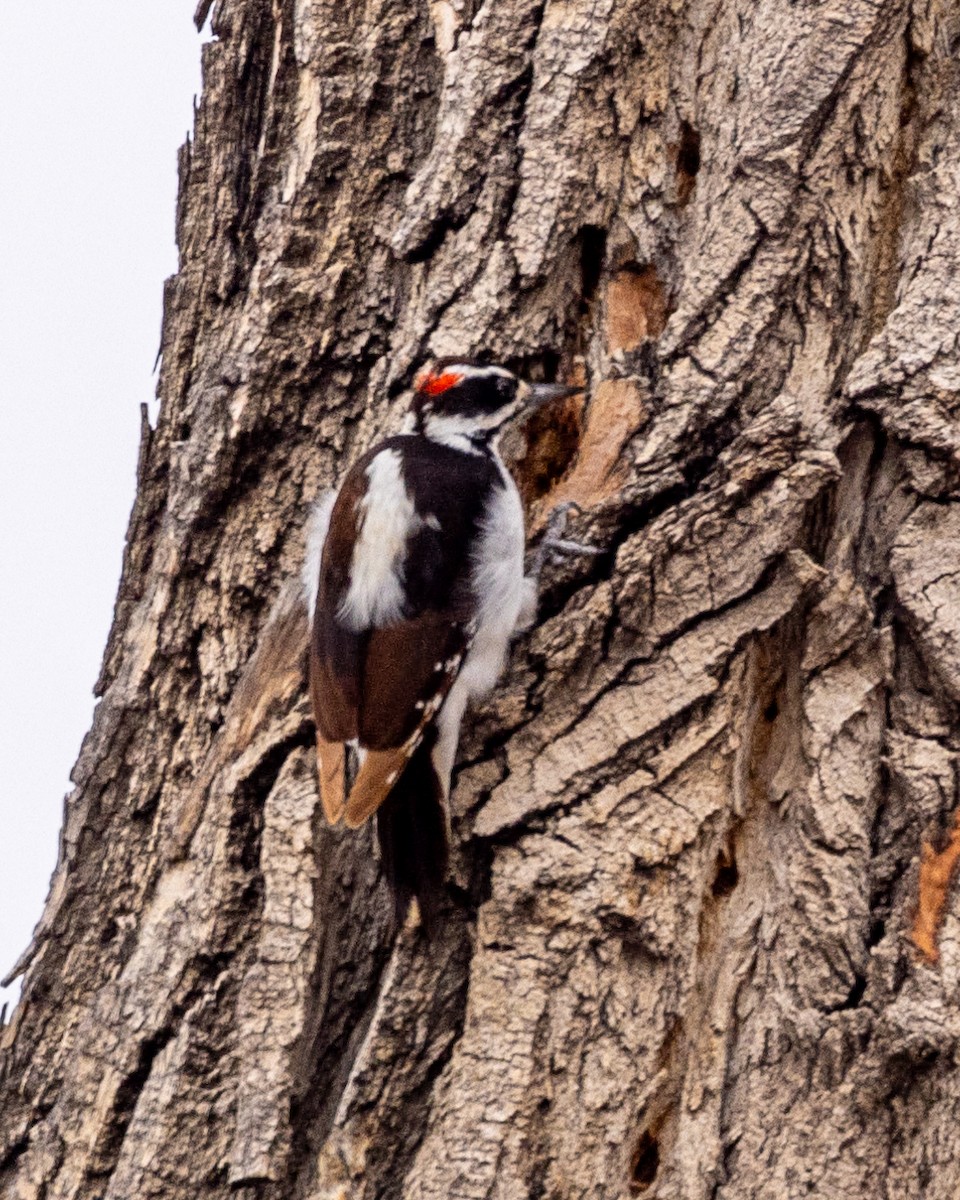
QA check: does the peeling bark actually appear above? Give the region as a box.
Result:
[4,0,960,1196]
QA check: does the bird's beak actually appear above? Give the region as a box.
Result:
[523,381,584,411]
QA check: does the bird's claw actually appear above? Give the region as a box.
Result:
[541,536,604,558]
[530,502,601,580]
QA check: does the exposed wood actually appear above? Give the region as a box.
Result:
[913,815,960,964]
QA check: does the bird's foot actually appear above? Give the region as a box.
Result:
[529,502,602,582]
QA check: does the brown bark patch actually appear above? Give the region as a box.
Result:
[533,379,644,524]
[911,815,960,963]
[513,394,585,508]
[605,265,670,351]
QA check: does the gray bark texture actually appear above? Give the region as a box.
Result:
[3,0,960,1195]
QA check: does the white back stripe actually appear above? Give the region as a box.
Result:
[337,449,419,631]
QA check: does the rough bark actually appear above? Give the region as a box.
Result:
[3,0,960,1196]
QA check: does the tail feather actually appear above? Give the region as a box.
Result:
[376,735,449,931]
[316,734,346,824]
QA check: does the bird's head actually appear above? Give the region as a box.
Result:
[408,360,581,449]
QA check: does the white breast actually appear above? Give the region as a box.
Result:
[460,462,527,697]
[430,459,531,792]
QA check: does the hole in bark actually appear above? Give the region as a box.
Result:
[580,224,608,308]
[873,583,895,627]
[515,398,583,506]
[677,122,700,176]
[711,850,739,898]
[763,698,779,722]
[630,1132,660,1191]
[511,349,561,383]
[678,406,740,491]
[508,354,584,507]
[868,917,886,947]
[675,121,700,206]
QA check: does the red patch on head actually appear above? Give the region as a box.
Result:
[417,369,464,396]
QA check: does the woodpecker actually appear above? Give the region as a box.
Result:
[303,360,585,924]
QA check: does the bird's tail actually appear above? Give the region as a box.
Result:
[375,732,449,932]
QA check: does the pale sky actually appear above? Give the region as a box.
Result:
[0,4,203,1009]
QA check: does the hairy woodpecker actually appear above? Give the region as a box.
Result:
[303,360,584,924]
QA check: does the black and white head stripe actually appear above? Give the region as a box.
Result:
[407,362,527,450]
[415,361,515,391]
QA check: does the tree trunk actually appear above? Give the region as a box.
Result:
[3,0,960,1195]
